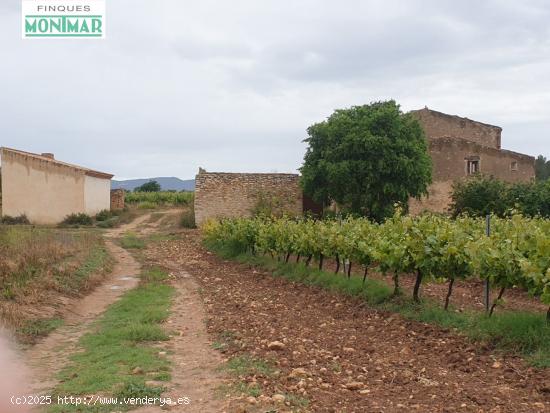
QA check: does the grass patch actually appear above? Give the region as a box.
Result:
[211,331,240,353]
[120,232,146,249]
[329,361,342,373]
[49,267,175,412]
[147,233,178,243]
[206,241,550,367]
[18,317,63,338]
[212,341,227,351]
[150,371,171,381]
[115,382,165,399]
[57,244,113,293]
[79,243,111,280]
[141,266,170,283]
[223,354,274,377]
[284,393,310,409]
[216,353,274,400]
[217,382,262,398]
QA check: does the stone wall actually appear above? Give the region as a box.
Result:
[411,108,502,149]
[409,137,535,214]
[110,189,125,210]
[194,170,303,225]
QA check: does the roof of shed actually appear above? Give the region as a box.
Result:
[0,147,114,179]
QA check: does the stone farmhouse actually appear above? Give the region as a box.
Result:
[409,108,535,213]
[0,147,114,224]
[193,108,536,224]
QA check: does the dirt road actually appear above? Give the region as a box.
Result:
[21,211,227,412]
[25,239,140,395]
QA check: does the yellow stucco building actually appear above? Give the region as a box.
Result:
[0,147,113,224]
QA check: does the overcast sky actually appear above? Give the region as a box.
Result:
[1,0,550,180]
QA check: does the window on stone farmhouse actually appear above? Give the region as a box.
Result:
[511,161,518,171]
[466,159,480,175]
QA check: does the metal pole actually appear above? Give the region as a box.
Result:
[484,215,491,313]
[338,214,345,274]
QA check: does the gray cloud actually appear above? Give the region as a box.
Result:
[0,0,549,179]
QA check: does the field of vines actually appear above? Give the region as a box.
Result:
[203,213,550,318]
[125,191,194,207]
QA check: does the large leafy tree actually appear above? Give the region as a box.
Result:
[300,100,432,221]
[134,180,161,192]
[535,155,550,181]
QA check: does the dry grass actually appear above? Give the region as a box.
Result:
[0,226,113,342]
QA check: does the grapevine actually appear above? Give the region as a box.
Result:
[203,213,550,318]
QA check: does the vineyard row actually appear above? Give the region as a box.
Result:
[203,213,550,318]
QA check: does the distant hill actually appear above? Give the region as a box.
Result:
[111,177,195,191]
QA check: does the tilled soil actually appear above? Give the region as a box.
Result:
[298,256,547,314]
[151,231,550,413]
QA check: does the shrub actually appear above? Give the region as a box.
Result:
[251,191,288,218]
[62,213,93,226]
[96,217,119,228]
[450,176,550,218]
[95,209,113,221]
[1,214,30,225]
[180,205,196,228]
[450,175,508,217]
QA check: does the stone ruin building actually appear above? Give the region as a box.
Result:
[409,108,535,214]
[194,108,536,223]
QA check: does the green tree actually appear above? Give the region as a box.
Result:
[535,155,550,181]
[300,100,432,221]
[134,180,161,192]
[450,175,550,218]
[450,175,509,217]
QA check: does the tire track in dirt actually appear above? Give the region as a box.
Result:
[132,262,228,413]
[128,207,228,412]
[25,238,141,396]
[20,209,229,412]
